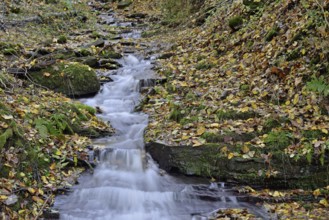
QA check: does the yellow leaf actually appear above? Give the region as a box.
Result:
[27,187,35,195]
[293,94,299,105]
[313,189,321,197]
[319,199,329,207]
[74,154,78,166]
[197,126,206,136]
[209,123,219,128]
[301,48,306,55]
[50,163,56,170]
[18,210,26,215]
[32,196,44,204]
[180,81,188,87]
[242,145,250,154]
[272,191,281,197]
[43,72,51,77]
[30,59,36,66]
[0,195,8,200]
[55,149,62,156]
[1,115,13,120]
[41,176,48,184]
[321,129,328,134]
[228,152,234,159]
[221,146,228,153]
[240,107,249,112]
[182,135,189,140]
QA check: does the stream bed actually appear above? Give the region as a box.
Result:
[54,10,269,220]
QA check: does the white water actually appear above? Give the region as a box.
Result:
[54,12,268,219]
[54,54,252,219]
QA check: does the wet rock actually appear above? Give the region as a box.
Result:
[126,13,147,19]
[29,62,100,97]
[158,52,175,59]
[120,41,136,46]
[81,57,99,68]
[138,77,167,89]
[43,209,60,219]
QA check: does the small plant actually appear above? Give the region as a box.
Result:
[264,131,293,150]
[169,103,185,122]
[307,77,329,96]
[57,35,68,44]
[228,16,243,31]
[195,62,214,70]
[265,26,279,41]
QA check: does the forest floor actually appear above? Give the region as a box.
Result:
[0,0,328,219]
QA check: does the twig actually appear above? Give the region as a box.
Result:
[315,0,329,29]
[33,194,52,220]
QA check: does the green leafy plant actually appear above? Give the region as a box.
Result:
[264,130,293,150]
[307,77,329,96]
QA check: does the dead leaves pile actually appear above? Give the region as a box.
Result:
[142,0,329,162]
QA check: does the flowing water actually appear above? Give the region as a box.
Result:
[54,11,269,220]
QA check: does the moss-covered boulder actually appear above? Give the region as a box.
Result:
[118,0,132,9]
[29,62,100,97]
[146,142,329,189]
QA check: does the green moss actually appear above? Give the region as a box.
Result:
[74,102,96,115]
[91,31,102,39]
[3,48,19,55]
[10,6,21,14]
[185,91,197,100]
[75,48,92,57]
[243,0,264,10]
[265,26,279,41]
[263,118,285,132]
[101,50,122,59]
[195,62,214,70]
[201,131,256,143]
[57,35,68,44]
[180,116,199,125]
[240,84,250,91]
[216,109,258,120]
[303,130,328,140]
[30,62,100,96]
[0,128,13,150]
[228,16,243,30]
[264,131,293,150]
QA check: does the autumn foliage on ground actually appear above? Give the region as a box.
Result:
[0,0,115,218]
[132,0,329,218]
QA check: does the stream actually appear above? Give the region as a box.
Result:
[54,10,269,220]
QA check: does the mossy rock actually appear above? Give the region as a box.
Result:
[228,16,243,31]
[146,142,329,189]
[100,50,122,59]
[243,0,264,10]
[29,62,100,97]
[74,48,92,57]
[117,0,132,9]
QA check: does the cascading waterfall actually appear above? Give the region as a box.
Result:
[54,11,269,220]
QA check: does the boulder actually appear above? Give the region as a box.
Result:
[117,0,132,9]
[29,62,100,97]
[145,142,329,189]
